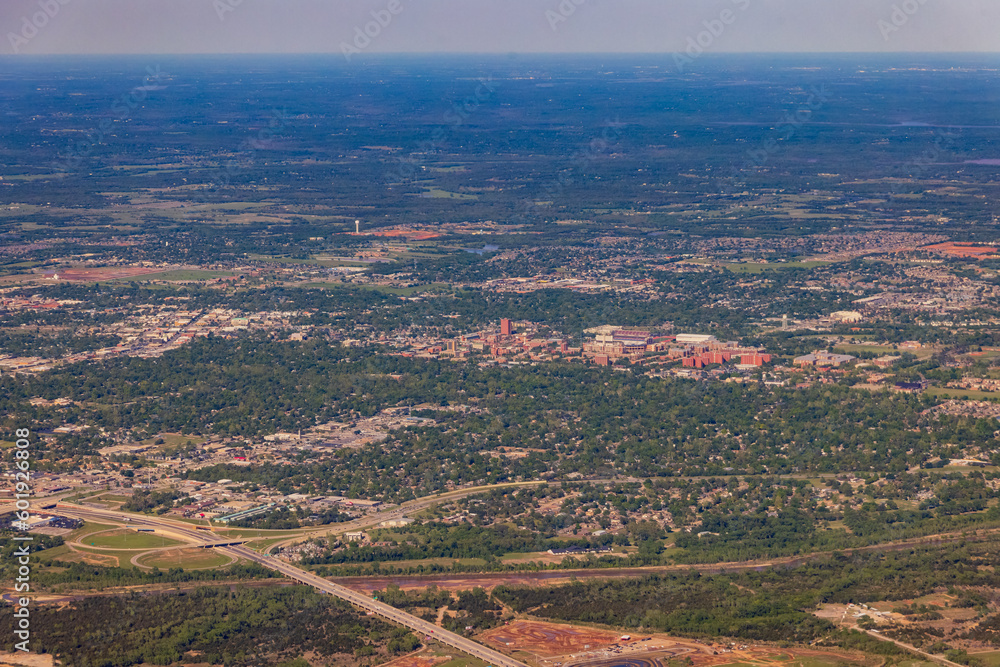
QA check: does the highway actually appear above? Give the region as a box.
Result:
[226,544,528,667]
[54,504,528,667]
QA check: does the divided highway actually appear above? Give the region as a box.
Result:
[226,544,528,667]
[54,504,528,667]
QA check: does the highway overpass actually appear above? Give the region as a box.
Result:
[226,544,528,667]
[55,504,528,667]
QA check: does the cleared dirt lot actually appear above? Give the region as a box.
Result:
[479,621,869,667]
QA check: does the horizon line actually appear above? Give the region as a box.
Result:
[2,50,1000,58]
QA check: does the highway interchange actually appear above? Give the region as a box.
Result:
[54,503,528,667]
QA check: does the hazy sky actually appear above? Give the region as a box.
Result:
[2,0,998,56]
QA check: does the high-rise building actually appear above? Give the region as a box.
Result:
[500,318,513,336]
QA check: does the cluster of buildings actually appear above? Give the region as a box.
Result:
[383,321,778,373]
[580,329,773,369]
[793,351,857,368]
[0,305,314,374]
[156,478,387,523]
[947,377,1000,392]
[386,319,578,363]
[668,334,773,370]
[582,326,670,362]
[481,275,657,296]
[685,231,947,262]
[0,294,81,311]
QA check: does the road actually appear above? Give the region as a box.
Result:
[261,478,634,554]
[227,544,527,667]
[54,504,527,667]
[855,627,964,667]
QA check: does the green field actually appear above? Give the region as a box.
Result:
[437,658,489,667]
[217,528,303,538]
[243,537,290,552]
[419,187,478,200]
[927,387,1000,401]
[92,494,133,503]
[35,544,76,563]
[83,529,182,550]
[968,652,1000,667]
[36,544,123,567]
[249,253,373,268]
[73,522,118,539]
[137,549,234,569]
[834,344,900,354]
[428,165,469,173]
[836,344,936,360]
[724,260,833,273]
[141,432,206,449]
[132,269,235,282]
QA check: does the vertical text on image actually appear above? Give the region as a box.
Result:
[11,428,33,653]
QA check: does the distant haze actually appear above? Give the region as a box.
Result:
[1,0,999,56]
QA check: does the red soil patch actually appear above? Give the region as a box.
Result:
[42,267,163,281]
[482,621,867,667]
[923,243,999,259]
[482,620,622,657]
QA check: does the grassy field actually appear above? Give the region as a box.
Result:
[133,269,235,282]
[243,537,291,552]
[427,165,469,173]
[968,652,1000,667]
[836,344,936,360]
[436,657,488,667]
[137,548,234,569]
[140,432,206,449]
[723,260,833,273]
[38,544,122,567]
[835,344,899,354]
[35,544,78,564]
[91,493,133,503]
[73,522,119,540]
[360,283,451,296]
[964,350,1000,361]
[83,529,182,550]
[927,387,1000,401]
[420,187,479,200]
[217,528,304,538]
[249,253,373,268]
[65,549,121,567]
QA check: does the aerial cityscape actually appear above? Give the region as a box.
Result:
[4,1,1000,667]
